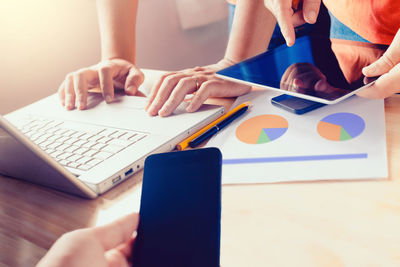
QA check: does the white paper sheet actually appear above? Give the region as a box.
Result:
[206,90,388,184]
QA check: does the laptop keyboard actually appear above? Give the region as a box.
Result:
[14,116,148,173]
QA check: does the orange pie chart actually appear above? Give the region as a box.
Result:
[235,115,288,144]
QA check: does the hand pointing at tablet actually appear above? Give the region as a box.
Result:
[263,0,321,46]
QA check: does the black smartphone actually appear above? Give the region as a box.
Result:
[131,148,222,267]
[271,94,326,115]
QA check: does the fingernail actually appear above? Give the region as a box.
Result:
[78,101,85,110]
[147,107,156,116]
[365,65,376,75]
[126,86,136,94]
[307,11,317,23]
[159,106,169,114]
[65,97,73,109]
[105,95,112,103]
[146,103,153,112]
[186,105,194,112]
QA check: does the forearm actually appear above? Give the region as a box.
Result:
[96,0,138,63]
[225,0,276,63]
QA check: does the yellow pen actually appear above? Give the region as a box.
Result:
[176,101,251,150]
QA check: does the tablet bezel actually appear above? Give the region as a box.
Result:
[215,72,375,105]
[215,36,376,105]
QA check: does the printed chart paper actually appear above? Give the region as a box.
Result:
[206,90,388,184]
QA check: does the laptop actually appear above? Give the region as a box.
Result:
[0,83,224,198]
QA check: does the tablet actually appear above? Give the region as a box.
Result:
[216,36,377,104]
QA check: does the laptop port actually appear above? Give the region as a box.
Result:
[112,176,122,184]
[125,168,134,177]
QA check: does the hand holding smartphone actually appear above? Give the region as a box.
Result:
[132,148,222,267]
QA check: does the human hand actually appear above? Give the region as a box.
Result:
[359,29,400,99]
[145,59,251,117]
[263,0,321,46]
[36,213,139,267]
[58,59,144,110]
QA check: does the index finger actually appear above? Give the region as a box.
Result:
[302,0,321,24]
[125,66,145,96]
[73,72,88,110]
[145,72,176,110]
[98,64,115,103]
[91,213,139,251]
[274,2,296,46]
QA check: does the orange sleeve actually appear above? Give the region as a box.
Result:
[323,0,400,45]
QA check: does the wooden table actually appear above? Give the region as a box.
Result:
[1,76,400,266]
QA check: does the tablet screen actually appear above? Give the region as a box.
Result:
[216,36,374,103]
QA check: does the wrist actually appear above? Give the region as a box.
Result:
[208,58,238,71]
[101,50,135,63]
[219,57,238,67]
[100,57,135,66]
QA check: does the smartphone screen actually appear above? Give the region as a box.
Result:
[131,148,222,267]
[271,94,326,115]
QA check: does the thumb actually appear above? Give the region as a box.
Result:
[91,212,139,251]
[125,66,145,96]
[363,29,400,77]
[302,0,321,24]
[362,53,397,77]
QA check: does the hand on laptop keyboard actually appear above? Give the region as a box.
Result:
[145,59,251,117]
[58,58,144,110]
